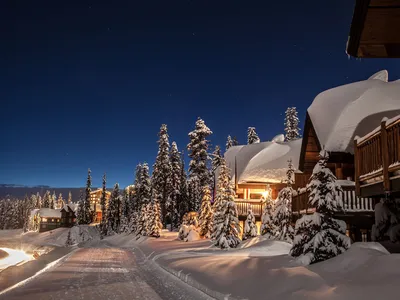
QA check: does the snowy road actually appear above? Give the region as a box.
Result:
[0,246,213,300]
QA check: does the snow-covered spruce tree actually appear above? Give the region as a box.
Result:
[169,142,181,230]
[290,150,351,265]
[105,183,121,235]
[100,173,107,233]
[177,164,190,223]
[119,189,130,233]
[83,169,93,224]
[135,204,148,236]
[23,194,36,232]
[226,135,233,151]
[232,136,239,146]
[76,192,85,225]
[187,117,213,196]
[211,145,223,172]
[152,124,172,227]
[247,127,260,144]
[42,191,51,208]
[35,192,42,208]
[135,163,152,237]
[212,185,241,249]
[198,185,213,237]
[284,107,301,141]
[243,208,257,240]
[57,193,64,209]
[148,198,162,238]
[68,191,72,204]
[132,163,142,211]
[65,230,73,246]
[212,158,231,222]
[272,159,295,243]
[260,197,275,238]
[188,176,202,212]
[51,191,56,209]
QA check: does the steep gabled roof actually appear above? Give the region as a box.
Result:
[307,70,400,154]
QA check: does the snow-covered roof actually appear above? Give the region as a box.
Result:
[308,70,400,153]
[37,208,61,218]
[224,139,302,184]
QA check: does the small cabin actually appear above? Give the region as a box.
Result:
[32,205,77,233]
[60,205,77,227]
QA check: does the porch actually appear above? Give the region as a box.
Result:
[355,116,400,197]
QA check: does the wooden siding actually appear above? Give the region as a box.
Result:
[235,200,264,217]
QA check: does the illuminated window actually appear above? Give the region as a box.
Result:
[42,218,47,222]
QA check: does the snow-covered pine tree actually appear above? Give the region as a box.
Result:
[149,198,162,238]
[169,142,181,230]
[212,185,241,249]
[198,185,213,237]
[260,196,275,238]
[100,173,107,232]
[135,163,152,236]
[119,189,130,233]
[290,150,350,264]
[243,208,257,240]
[152,124,172,227]
[51,191,56,209]
[226,135,233,151]
[68,191,72,204]
[232,136,239,146]
[272,159,295,243]
[83,169,93,224]
[177,163,189,223]
[247,127,260,144]
[76,192,85,225]
[211,145,223,172]
[65,230,73,246]
[105,183,121,234]
[35,192,42,208]
[187,176,202,212]
[135,204,148,236]
[132,163,142,212]
[23,194,36,232]
[187,117,213,193]
[42,190,51,208]
[284,107,301,141]
[57,193,64,209]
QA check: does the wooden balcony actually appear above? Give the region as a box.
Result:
[292,186,374,215]
[355,117,400,197]
[235,199,264,218]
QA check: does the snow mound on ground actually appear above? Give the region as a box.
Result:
[23,226,100,247]
[272,134,285,142]
[187,230,201,242]
[369,70,388,82]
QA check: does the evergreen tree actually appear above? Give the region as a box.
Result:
[226,135,233,151]
[187,117,213,193]
[187,176,201,212]
[198,185,213,237]
[22,194,36,232]
[290,150,350,264]
[120,189,130,233]
[42,190,51,208]
[260,196,275,237]
[149,198,162,237]
[169,142,181,230]
[177,161,189,223]
[212,185,241,249]
[232,136,239,146]
[35,192,42,208]
[100,173,107,231]
[247,127,260,144]
[284,107,301,141]
[57,193,64,209]
[243,208,257,240]
[139,163,152,207]
[105,183,121,234]
[76,192,85,225]
[272,159,295,243]
[65,230,73,246]
[132,164,142,212]
[135,163,152,236]
[212,158,231,219]
[83,168,93,224]
[136,204,148,236]
[211,145,223,172]
[68,191,72,204]
[51,191,57,209]
[152,124,172,227]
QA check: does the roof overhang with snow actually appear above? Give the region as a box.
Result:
[347,0,400,58]
[306,70,400,154]
[224,139,302,185]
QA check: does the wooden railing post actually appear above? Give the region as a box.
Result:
[381,120,391,192]
[354,137,361,196]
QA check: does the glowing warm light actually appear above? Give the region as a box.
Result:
[0,248,33,270]
[261,191,269,199]
[42,217,47,222]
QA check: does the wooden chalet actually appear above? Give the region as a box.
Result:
[347,0,400,58]
[60,205,77,228]
[355,116,400,198]
[34,205,77,233]
[293,71,400,241]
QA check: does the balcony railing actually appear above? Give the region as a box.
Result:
[355,116,400,194]
[235,199,264,217]
[292,186,374,215]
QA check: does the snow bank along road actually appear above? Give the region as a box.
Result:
[0,246,213,300]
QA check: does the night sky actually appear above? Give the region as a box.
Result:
[2,0,400,188]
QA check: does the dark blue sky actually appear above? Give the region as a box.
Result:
[2,0,400,188]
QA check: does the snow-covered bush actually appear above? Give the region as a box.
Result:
[243,208,257,240]
[290,150,350,265]
[178,212,199,241]
[260,198,275,238]
[372,197,400,242]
